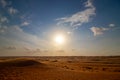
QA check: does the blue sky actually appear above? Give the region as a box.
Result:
[0,0,120,56]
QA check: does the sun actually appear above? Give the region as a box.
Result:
[54,34,65,44]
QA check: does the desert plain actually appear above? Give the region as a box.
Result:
[0,56,120,80]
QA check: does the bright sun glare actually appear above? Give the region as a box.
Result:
[54,34,65,44]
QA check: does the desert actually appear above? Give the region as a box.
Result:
[0,56,120,80]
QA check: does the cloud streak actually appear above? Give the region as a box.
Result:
[0,0,7,7]
[0,0,19,15]
[8,7,18,15]
[109,23,115,27]
[90,27,109,36]
[56,0,95,28]
[4,46,16,50]
[90,23,117,36]
[0,16,9,23]
[21,21,30,26]
[0,25,52,50]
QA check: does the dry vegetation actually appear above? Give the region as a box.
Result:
[0,56,120,80]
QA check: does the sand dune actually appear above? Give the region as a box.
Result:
[0,59,43,67]
[0,56,120,80]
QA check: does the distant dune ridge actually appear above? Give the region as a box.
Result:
[0,56,120,80]
[0,59,43,67]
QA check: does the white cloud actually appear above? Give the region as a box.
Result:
[24,47,41,54]
[21,21,30,26]
[56,0,95,28]
[84,0,94,8]
[67,31,72,35]
[0,0,18,15]
[0,0,19,17]
[109,24,115,27]
[0,0,7,7]
[90,27,109,36]
[0,26,7,34]
[0,26,52,49]
[0,16,9,23]
[8,7,18,15]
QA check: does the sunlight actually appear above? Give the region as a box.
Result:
[54,34,65,45]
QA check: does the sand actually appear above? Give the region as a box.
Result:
[0,56,120,80]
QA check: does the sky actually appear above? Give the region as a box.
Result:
[0,0,120,56]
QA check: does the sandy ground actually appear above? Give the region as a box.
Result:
[0,56,120,80]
